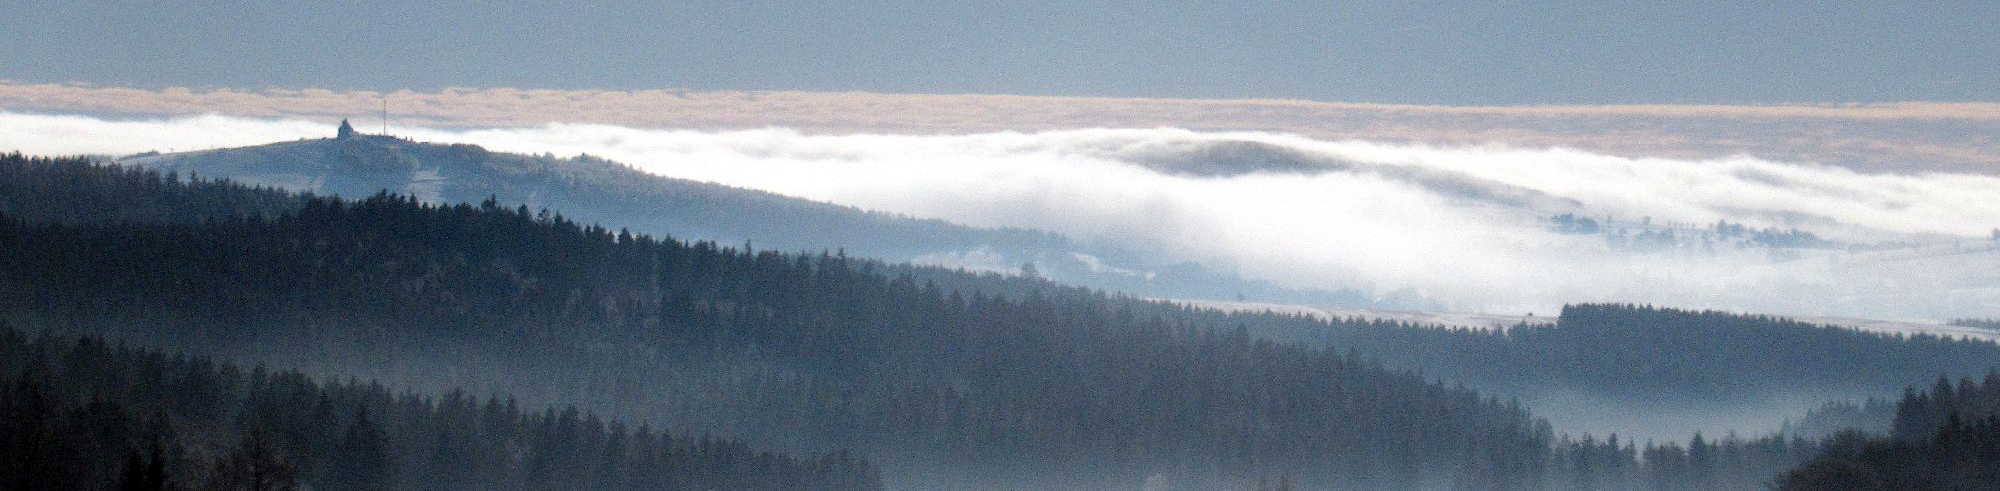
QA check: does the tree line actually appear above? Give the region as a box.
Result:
[14,153,1992,423]
[3,153,1989,490]
[0,327,883,491]
[0,152,302,226]
[0,153,1559,489]
[1305,304,2000,408]
[1778,372,2000,490]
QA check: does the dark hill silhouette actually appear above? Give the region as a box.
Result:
[117,135,1365,307]
[1,154,1551,491]
[0,329,885,491]
[7,152,1994,490]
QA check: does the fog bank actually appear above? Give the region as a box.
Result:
[5,112,1997,320]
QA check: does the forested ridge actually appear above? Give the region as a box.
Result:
[0,328,883,491]
[1776,373,2000,490]
[2,153,1992,490]
[1303,305,2000,406]
[120,136,1351,306]
[118,136,1062,257]
[20,150,1993,414]
[0,153,1559,490]
[0,152,303,225]
[1780,399,1899,440]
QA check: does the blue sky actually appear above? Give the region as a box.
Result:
[4,0,1995,104]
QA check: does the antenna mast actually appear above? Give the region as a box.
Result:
[381,96,388,134]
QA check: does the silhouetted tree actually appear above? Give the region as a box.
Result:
[326,407,390,491]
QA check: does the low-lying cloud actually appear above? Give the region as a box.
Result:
[4,112,1998,320]
[8,82,2000,175]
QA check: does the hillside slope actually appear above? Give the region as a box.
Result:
[0,328,883,491]
[8,153,1989,490]
[1,154,1551,491]
[116,134,1361,306]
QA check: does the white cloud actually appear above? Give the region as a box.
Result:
[0,112,328,156]
[5,112,1998,320]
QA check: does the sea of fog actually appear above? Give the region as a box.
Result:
[5,112,1998,321]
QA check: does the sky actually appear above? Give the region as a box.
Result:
[4,1,1998,104]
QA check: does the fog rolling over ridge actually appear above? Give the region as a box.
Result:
[8,112,2000,320]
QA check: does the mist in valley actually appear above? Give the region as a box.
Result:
[5,112,2000,491]
[8,112,1997,323]
[9,1,2000,489]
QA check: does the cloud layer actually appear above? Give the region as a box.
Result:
[4,112,1998,320]
[7,82,2000,174]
